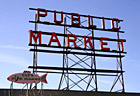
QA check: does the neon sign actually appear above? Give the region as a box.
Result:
[36,8,121,31]
[7,71,48,84]
[28,8,127,91]
[29,30,126,51]
[29,8,126,58]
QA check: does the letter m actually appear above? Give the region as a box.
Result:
[29,30,42,44]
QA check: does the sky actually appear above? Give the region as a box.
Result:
[0,0,140,93]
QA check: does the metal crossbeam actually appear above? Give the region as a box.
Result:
[28,66,124,73]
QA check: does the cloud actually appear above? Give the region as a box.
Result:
[0,45,28,50]
[0,54,31,67]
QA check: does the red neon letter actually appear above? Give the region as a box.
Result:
[37,8,47,21]
[117,39,126,51]
[100,37,110,51]
[88,15,96,28]
[111,18,121,30]
[67,34,77,47]
[84,36,94,49]
[102,17,105,29]
[29,30,41,44]
[48,32,61,46]
[71,13,80,26]
[54,10,63,24]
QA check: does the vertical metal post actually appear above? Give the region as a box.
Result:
[86,17,98,91]
[92,31,98,91]
[91,18,98,91]
[116,21,125,92]
[9,82,13,96]
[30,14,38,89]
[10,82,13,89]
[58,14,69,90]
[110,21,125,92]
[34,14,38,75]
[65,15,69,90]
[41,82,43,96]
[34,14,38,89]
[26,84,28,96]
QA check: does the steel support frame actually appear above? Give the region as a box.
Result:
[29,8,125,92]
[110,21,125,92]
[30,14,38,89]
[56,15,96,91]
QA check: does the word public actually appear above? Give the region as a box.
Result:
[36,8,121,31]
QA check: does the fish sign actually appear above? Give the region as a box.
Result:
[7,71,48,84]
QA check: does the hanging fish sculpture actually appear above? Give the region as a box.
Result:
[7,71,48,84]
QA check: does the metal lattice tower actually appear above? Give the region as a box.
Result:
[28,8,126,92]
